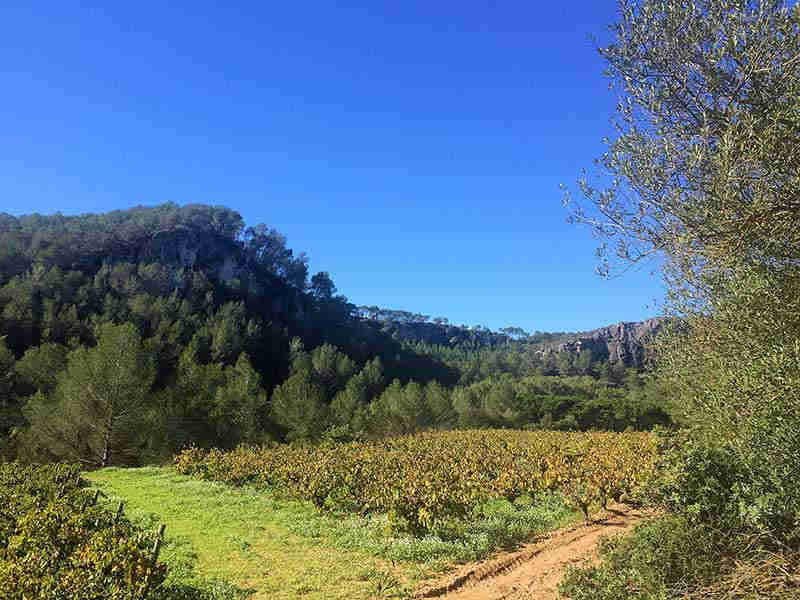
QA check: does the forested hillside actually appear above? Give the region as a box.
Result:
[0,204,668,466]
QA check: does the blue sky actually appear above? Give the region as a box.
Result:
[1,1,664,332]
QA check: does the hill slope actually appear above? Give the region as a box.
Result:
[0,204,667,464]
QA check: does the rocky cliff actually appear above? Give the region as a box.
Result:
[365,312,664,369]
[547,318,664,368]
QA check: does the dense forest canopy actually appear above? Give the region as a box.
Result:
[0,203,669,465]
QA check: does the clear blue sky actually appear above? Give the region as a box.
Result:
[1,1,664,332]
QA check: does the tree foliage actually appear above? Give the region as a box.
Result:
[0,204,670,461]
[564,1,800,596]
[23,323,155,466]
[570,0,800,538]
[566,0,800,294]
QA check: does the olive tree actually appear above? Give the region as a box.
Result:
[568,0,800,537]
[566,0,800,295]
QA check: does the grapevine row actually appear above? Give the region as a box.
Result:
[0,463,167,600]
[175,430,658,534]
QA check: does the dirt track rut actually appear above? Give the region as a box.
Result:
[414,505,644,600]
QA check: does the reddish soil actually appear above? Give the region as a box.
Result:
[414,504,645,600]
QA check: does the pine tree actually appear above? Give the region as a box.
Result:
[44,322,155,466]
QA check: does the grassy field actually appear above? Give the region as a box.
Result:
[86,467,580,599]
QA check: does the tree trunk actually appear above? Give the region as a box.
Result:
[101,433,110,467]
[101,411,114,467]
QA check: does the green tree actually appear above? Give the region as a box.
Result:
[555,351,576,377]
[566,0,800,292]
[0,337,16,446]
[451,385,484,428]
[154,341,228,453]
[310,271,337,301]
[330,357,385,429]
[566,0,800,541]
[309,343,357,397]
[482,377,520,426]
[212,353,269,446]
[14,342,68,396]
[425,381,455,428]
[270,371,329,441]
[209,303,244,363]
[45,323,154,466]
[330,384,363,429]
[367,380,431,436]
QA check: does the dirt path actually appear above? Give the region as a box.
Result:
[415,505,645,600]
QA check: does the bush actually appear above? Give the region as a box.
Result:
[559,515,732,600]
[0,463,167,599]
[659,443,748,528]
[653,432,800,542]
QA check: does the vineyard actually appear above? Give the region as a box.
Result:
[0,463,167,600]
[175,430,658,535]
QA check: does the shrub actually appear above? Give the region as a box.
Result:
[660,443,748,527]
[560,515,732,600]
[0,463,168,599]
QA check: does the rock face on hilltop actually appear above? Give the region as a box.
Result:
[362,308,664,369]
[553,318,664,368]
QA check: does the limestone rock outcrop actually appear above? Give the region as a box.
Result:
[551,318,664,368]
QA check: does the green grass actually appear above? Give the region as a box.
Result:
[86,467,579,599]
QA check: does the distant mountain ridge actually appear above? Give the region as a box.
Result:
[0,204,661,377]
[358,305,663,368]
